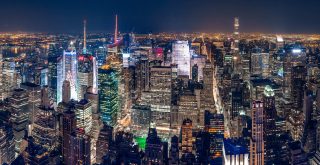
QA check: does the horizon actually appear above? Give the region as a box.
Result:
[1,0,320,34]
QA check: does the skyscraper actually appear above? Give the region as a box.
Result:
[7,89,29,156]
[98,65,119,126]
[205,111,224,161]
[172,41,191,78]
[78,20,98,100]
[233,17,240,51]
[181,119,193,154]
[62,108,77,165]
[75,99,92,134]
[250,101,264,165]
[96,125,113,164]
[20,82,41,130]
[32,87,58,151]
[200,60,216,125]
[148,66,172,131]
[178,90,199,127]
[0,122,15,165]
[57,42,78,103]
[48,43,60,104]
[263,85,279,164]
[70,131,91,165]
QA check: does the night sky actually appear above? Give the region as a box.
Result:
[1,0,320,34]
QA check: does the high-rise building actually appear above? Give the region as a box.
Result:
[178,90,199,127]
[263,85,280,164]
[205,111,224,161]
[23,137,50,165]
[148,66,172,131]
[48,43,60,104]
[181,119,193,154]
[135,56,149,102]
[70,131,91,165]
[287,141,308,165]
[233,17,240,51]
[98,65,119,126]
[169,135,179,165]
[291,66,306,112]
[57,42,78,103]
[0,122,15,165]
[62,108,77,165]
[283,45,306,99]
[7,89,29,156]
[191,64,198,81]
[250,101,264,165]
[96,125,113,164]
[251,48,263,76]
[131,104,151,136]
[75,99,92,134]
[144,128,164,164]
[77,54,95,99]
[20,82,41,129]
[200,60,215,125]
[172,41,191,78]
[31,87,58,150]
[190,54,206,81]
[78,20,98,99]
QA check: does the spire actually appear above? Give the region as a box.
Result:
[114,14,118,44]
[83,19,87,54]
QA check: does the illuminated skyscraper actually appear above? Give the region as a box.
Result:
[172,41,191,78]
[20,82,41,130]
[250,101,264,165]
[0,123,15,165]
[98,65,119,126]
[205,111,224,161]
[75,99,92,134]
[77,54,95,99]
[47,43,60,104]
[191,64,198,81]
[31,87,58,151]
[233,17,240,51]
[283,45,306,99]
[291,66,306,112]
[263,85,278,164]
[78,20,98,100]
[200,61,215,125]
[178,90,199,127]
[251,48,263,76]
[148,66,172,132]
[57,42,78,103]
[181,119,193,154]
[135,56,149,102]
[7,89,29,156]
[70,131,91,165]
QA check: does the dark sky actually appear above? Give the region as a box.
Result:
[0,0,320,34]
